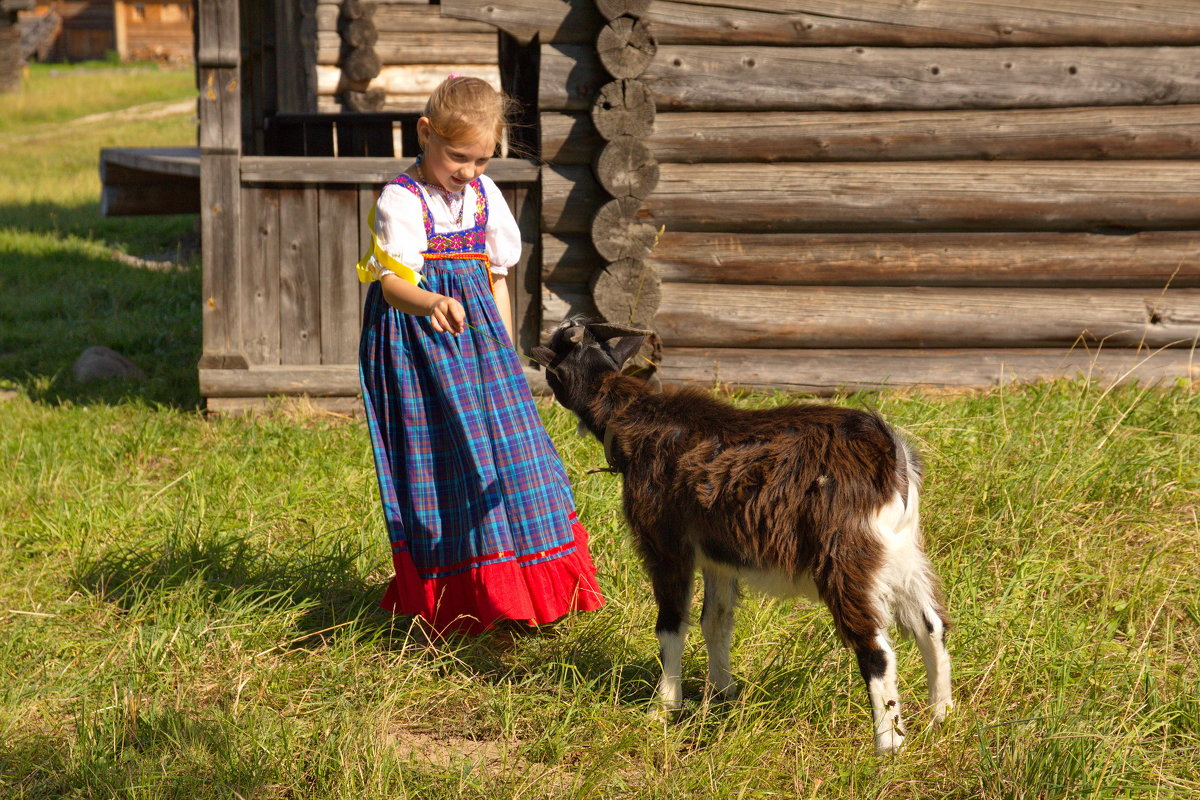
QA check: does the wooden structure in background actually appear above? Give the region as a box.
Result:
[113,1,193,63]
[107,0,1200,405]
[440,0,1200,391]
[20,1,192,63]
[25,1,111,61]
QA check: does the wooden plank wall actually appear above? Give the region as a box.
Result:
[447,0,1200,391]
[200,158,539,403]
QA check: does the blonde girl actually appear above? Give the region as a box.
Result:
[357,76,605,635]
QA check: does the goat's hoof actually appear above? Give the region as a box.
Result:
[647,704,681,724]
[874,729,906,756]
[708,683,740,704]
[932,698,955,725]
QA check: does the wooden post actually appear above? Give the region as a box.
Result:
[198,0,244,372]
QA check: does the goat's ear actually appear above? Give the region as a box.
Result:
[529,345,556,367]
[609,334,647,369]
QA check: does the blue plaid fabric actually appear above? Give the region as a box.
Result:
[359,177,583,581]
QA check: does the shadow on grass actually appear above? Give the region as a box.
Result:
[70,527,411,648]
[0,203,202,409]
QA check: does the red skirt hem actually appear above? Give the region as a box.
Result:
[379,520,606,635]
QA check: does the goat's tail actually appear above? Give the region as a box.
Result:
[891,425,923,511]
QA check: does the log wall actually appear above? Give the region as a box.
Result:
[440,0,1200,392]
[316,0,499,113]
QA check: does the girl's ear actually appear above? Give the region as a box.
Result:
[416,117,431,150]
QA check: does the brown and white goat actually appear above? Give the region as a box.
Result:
[532,319,953,754]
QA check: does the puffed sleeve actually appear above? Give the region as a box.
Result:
[480,174,523,276]
[369,183,427,280]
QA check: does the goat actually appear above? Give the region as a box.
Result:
[531,318,952,754]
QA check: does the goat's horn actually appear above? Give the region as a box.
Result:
[588,322,653,341]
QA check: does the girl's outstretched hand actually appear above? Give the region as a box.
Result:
[426,294,466,335]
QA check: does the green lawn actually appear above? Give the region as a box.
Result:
[1,63,1198,799]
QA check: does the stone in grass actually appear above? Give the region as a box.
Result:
[72,346,146,383]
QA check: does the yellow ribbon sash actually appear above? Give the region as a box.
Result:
[356,206,423,286]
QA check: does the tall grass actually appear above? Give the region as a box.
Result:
[1,63,1198,799]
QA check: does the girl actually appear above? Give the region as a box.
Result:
[357,76,605,635]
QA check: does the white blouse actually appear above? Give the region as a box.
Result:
[366,173,522,280]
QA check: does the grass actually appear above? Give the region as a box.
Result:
[1,63,1199,799]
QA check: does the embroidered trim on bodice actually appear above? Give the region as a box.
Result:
[389,174,489,256]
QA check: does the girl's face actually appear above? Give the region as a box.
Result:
[417,118,496,193]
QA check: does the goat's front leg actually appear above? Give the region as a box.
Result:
[647,550,695,721]
[700,568,739,701]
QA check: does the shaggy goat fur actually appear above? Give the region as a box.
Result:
[532,319,953,754]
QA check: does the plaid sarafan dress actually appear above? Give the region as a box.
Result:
[359,174,605,634]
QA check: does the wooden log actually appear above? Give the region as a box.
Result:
[342,0,376,21]
[342,46,381,82]
[440,0,1200,47]
[341,18,378,48]
[644,0,1200,47]
[591,196,658,261]
[317,64,501,98]
[342,87,387,112]
[590,78,655,139]
[595,0,651,20]
[594,135,658,199]
[589,258,662,326]
[318,31,499,65]
[239,186,281,366]
[656,347,1200,395]
[650,285,1200,349]
[543,106,1200,165]
[543,230,1200,288]
[541,44,1200,112]
[541,282,599,342]
[543,162,1200,235]
[319,3,495,34]
[440,0,601,45]
[598,16,656,79]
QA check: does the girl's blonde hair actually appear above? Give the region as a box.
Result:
[421,76,515,152]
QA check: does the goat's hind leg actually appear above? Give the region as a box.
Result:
[831,584,907,754]
[700,569,739,702]
[853,630,906,755]
[648,553,696,720]
[899,589,953,724]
